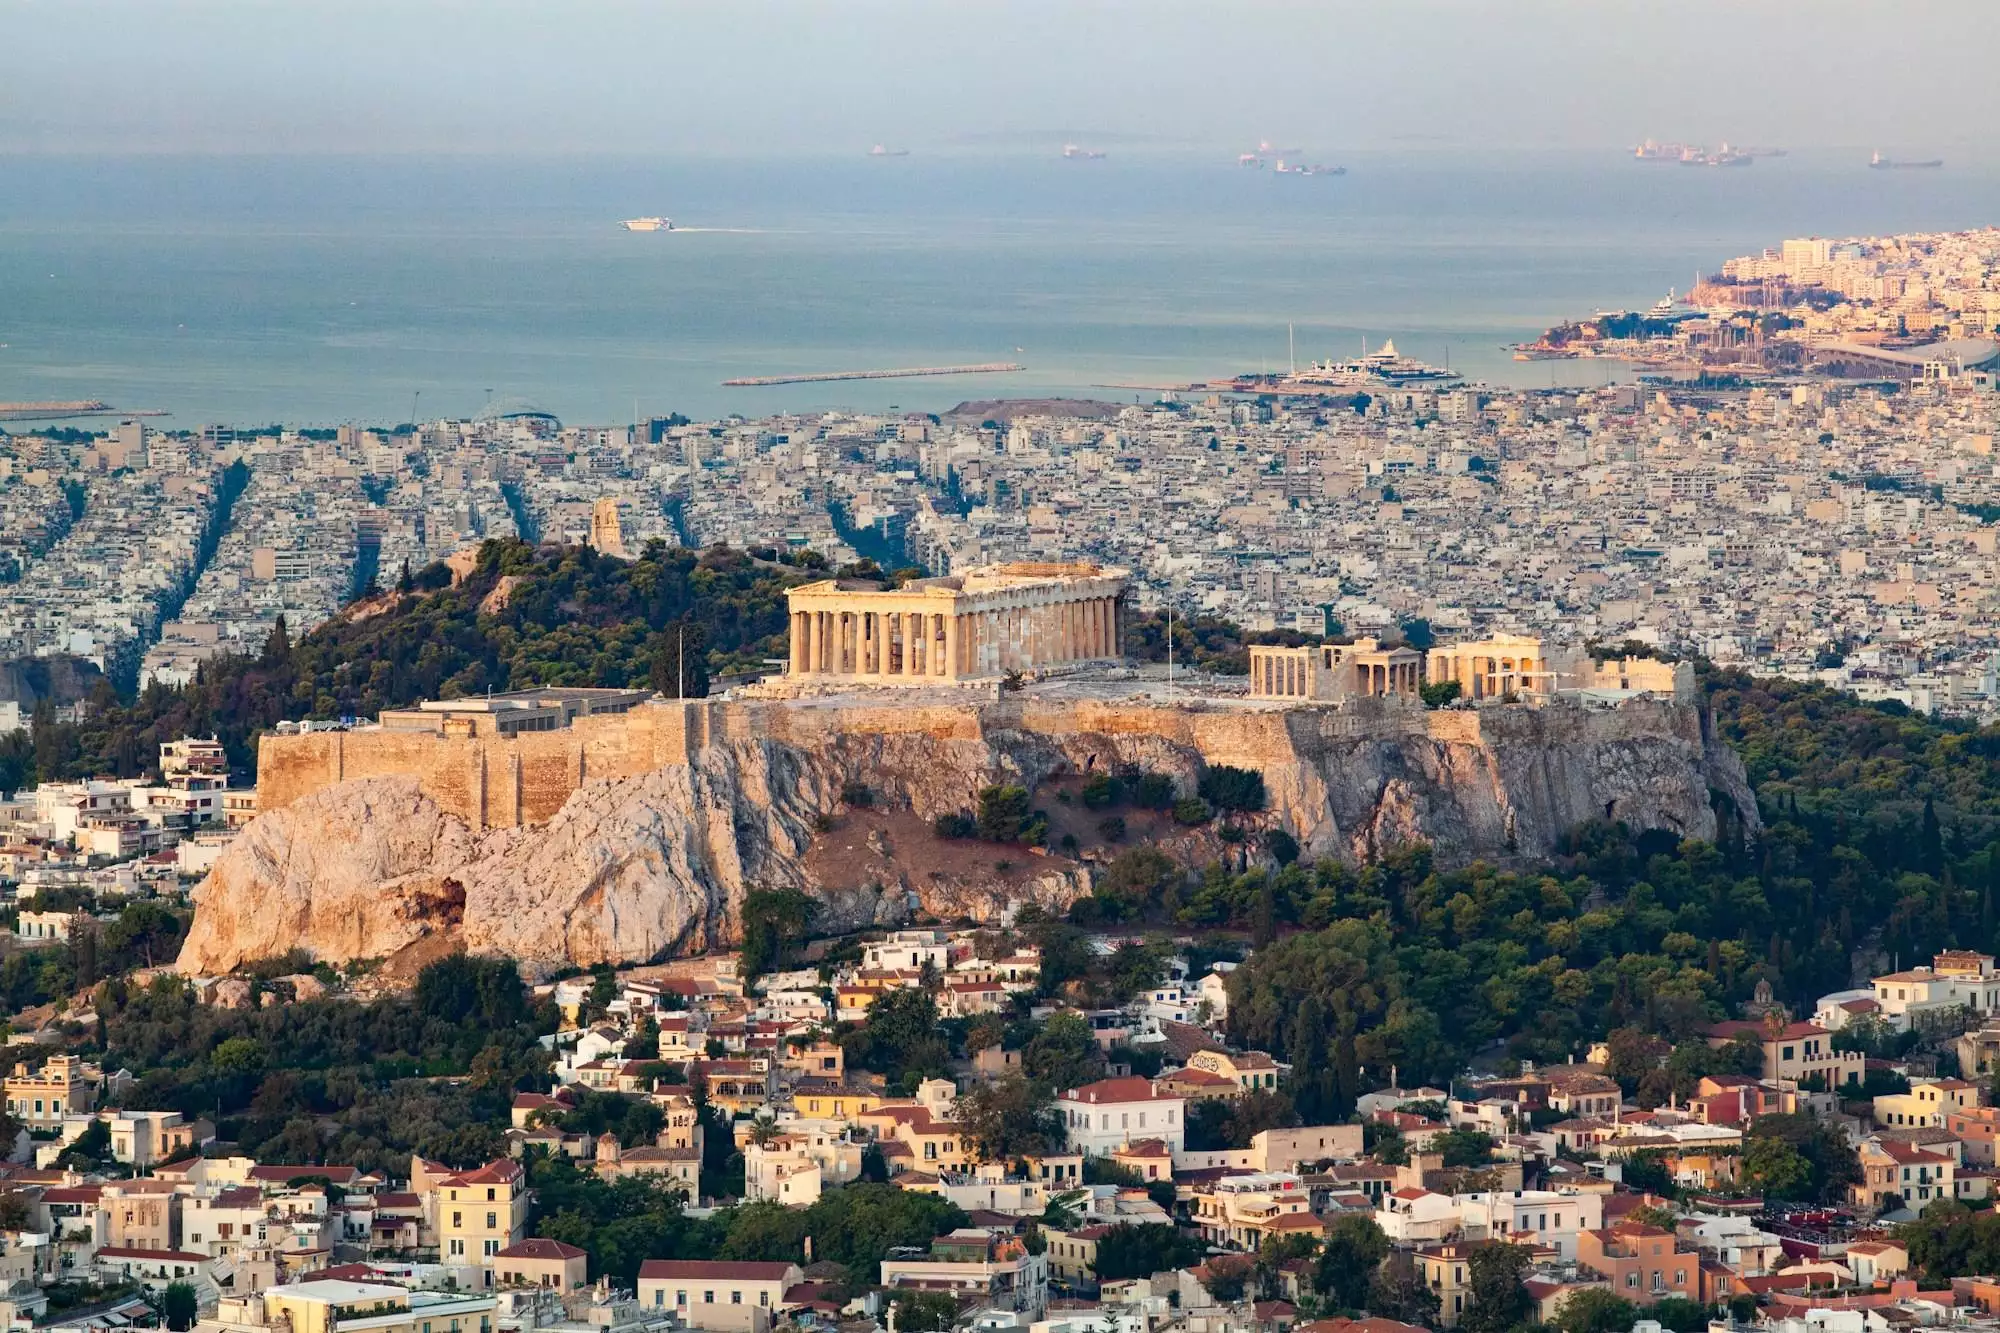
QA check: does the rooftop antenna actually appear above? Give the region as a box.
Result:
[1166,597,1175,700]
[410,389,421,430]
[1288,322,1296,376]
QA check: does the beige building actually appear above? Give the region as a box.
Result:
[637,1260,802,1333]
[785,562,1128,684]
[1426,635,1562,702]
[493,1238,587,1290]
[5,1055,97,1128]
[200,1279,498,1333]
[432,1159,529,1275]
[1247,638,1424,702]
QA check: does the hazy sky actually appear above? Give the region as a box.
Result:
[6,0,1996,155]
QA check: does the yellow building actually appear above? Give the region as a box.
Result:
[4,1054,97,1128]
[433,1160,529,1275]
[1875,1078,1981,1129]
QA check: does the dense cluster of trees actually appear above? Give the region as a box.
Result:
[74,954,551,1174]
[527,1157,966,1288]
[1,539,808,788]
[1211,668,2000,1099]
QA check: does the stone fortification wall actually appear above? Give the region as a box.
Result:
[196,693,1750,977]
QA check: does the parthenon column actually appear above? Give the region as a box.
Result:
[790,613,805,674]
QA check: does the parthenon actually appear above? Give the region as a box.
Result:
[785,562,1129,685]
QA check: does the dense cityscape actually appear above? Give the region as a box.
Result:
[9,15,2000,1327]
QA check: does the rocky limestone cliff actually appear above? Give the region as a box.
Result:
[178,694,1755,975]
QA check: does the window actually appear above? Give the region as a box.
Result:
[760,1293,770,1307]
[488,1188,496,1201]
[486,1212,497,1228]
[453,1212,463,1227]
[704,1292,715,1304]
[732,1292,743,1305]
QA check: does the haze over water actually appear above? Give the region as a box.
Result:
[4,148,2000,427]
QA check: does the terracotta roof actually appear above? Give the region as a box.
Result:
[247,1165,359,1184]
[640,1260,797,1281]
[1063,1076,1179,1104]
[497,1238,586,1260]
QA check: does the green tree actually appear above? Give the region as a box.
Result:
[1740,1134,1812,1199]
[161,1281,199,1332]
[1092,1222,1206,1281]
[888,1292,961,1332]
[1314,1214,1389,1309]
[1555,1288,1637,1333]
[739,888,819,980]
[953,1077,1065,1161]
[1459,1242,1533,1333]
[1023,1012,1104,1091]
[977,785,1033,841]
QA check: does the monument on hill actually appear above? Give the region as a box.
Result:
[784,562,1129,685]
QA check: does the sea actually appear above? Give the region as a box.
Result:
[3,148,2000,428]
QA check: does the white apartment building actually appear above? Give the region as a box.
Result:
[1056,1078,1185,1157]
[1871,951,2000,1030]
[1454,1189,1605,1261]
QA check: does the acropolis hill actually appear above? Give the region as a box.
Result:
[178,682,1754,976]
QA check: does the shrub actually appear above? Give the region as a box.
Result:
[1060,833,1079,853]
[977,785,1032,841]
[933,812,976,839]
[1132,773,1176,810]
[812,813,837,833]
[1267,828,1300,866]
[1198,765,1266,813]
[1081,773,1124,810]
[1172,797,1213,826]
[1097,816,1127,842]
[1420,680,1462,708]
[1218,824,1246,843]
[841,781,873,807]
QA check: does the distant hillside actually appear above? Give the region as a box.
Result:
[0,655,104,709]
[2,538,813,788]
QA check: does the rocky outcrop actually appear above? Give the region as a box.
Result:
[178,695,1754,976]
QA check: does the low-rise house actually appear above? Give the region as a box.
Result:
[1853,1138,1957,1210]
[431,1159,529,1278]
[493,1238,587,1290]
[1843,1239,1908,1285]
[880,1230,1048,1316]
[4,1055,98,1128]
[1576,1223,1699,1304]
[1057,1078,1185,1157]
[96,1245,213,1291]
[1948,1104,2000,1165]
[1189,1172,1321,1250]
[1875,1079,1980,1129]
[1704,1021,1863,1089]
[1043,1222,1110,1294]
[637,1260,803,1332]
[1453,1189,1604,1261]
[1413,1242,1482,1327]
[1184,1049,1283,1094]
[196,1277,499,1333]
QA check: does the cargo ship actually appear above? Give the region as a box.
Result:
[621,217,674,231]
[1871,151,1943,170]
[1274,160,1346,176]
[869,145,909,157]
[1633,139,1686,162]
[1062,144,1106,160]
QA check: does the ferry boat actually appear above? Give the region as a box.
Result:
[1290,339,1461,388]
[1062,143,1106,160]
[1274,160,1346,177]
[1238,153,1265,168]
[869,144,909,157]
[621,217,674,232]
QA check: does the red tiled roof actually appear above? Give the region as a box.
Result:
[639,1260,797,1281]
[1063,1077,1178,1104]
[497,1238,586,1260]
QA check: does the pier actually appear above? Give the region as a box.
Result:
[722,362,1024,387]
